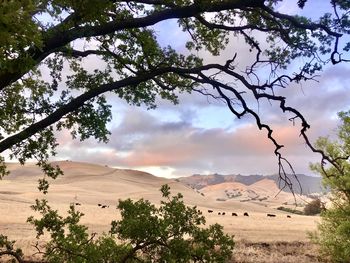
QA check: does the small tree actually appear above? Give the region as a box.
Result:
[303,198,323,216]
[1,185,234,262]
[310,111,350,262]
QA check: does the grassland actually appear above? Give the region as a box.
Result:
[0,161,323,262]
[232,240,325,263]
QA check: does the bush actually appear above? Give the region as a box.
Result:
[309,201,350,262]
[303,199,322,215]
[1,185,234,262]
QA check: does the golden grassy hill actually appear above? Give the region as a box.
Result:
[0,161,319,253]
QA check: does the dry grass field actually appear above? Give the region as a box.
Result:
[232,240,325,263]
[0,161,323,262]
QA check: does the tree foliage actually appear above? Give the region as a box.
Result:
[1,185,234,262]
[310,111,350,262]
[1,0,350,191]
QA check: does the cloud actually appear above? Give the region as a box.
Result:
[50,15,350,179]
[55,104,330,178]
[50,57,348,179]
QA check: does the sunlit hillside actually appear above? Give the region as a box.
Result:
[0,161,323,262]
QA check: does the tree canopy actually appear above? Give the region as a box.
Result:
[1,0,350,190]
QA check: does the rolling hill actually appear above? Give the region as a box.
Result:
[177,172,326,195]
[0,161,320,249]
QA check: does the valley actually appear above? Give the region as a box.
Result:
[0,161,323,262]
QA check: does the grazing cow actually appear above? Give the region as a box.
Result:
[98,204,102,207]
[75,203,81,206]
[232,213,238,216]
[208,210,213,213]
[218,212,221,215]
[287,215,291,218]
[244,212,249,217]
[101,205,107,208]
[267,214,276,217]
[222,212,226,215]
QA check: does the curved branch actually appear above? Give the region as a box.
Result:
[0,0,265,90]
[0,64,224,152]
[261,5,342,38]
[0,68,169,152]
[195,14,275,32]
[56,47,107,58]
[178,62,345,193]
[196,74,300,193]
[1,0,344,92]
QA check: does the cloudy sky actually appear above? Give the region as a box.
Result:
[52,1,350,178]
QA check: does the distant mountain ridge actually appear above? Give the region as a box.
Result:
[178,173,326,194]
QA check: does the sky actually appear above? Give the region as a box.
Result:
[39,1,350,178]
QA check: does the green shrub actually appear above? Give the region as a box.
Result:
[309,201,350,262]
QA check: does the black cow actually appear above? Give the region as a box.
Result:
[208,210,213,213]
[287,215,291,218]
[75,203,81,206]
[232,213,238,216]
[244,212,249,216]
[101,205,107,208]
[218,212,221,215]
[98,204,102,207]
[267,213,276,217]
[222,212,226,215]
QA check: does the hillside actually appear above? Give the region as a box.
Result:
[0,161,319,254]
[2,161,206,208]
[178,172,326,195]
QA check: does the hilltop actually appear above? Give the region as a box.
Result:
[177,172,326,195]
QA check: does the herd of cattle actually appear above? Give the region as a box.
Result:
[207,209,291,218]
[72,203,291,218]
[73,202,109,208]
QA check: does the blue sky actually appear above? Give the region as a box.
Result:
[22,1,350,178]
